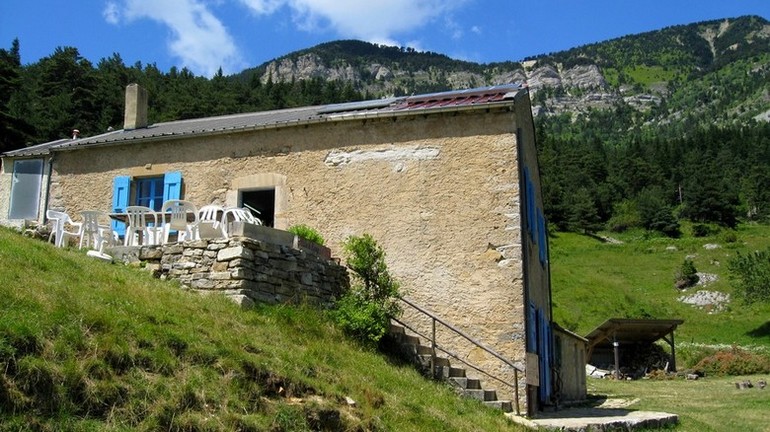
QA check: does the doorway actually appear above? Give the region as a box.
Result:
[240,188,275,227]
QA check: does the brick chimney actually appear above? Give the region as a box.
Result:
[123,83,148,130]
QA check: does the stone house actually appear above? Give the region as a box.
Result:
[0,83,578,415]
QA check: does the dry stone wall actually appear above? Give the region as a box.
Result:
[111,236,349,308]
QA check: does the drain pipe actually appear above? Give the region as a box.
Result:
[42,151,55,224]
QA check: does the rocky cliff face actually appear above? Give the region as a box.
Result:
[260,54,620,115]
[251,16,769,124]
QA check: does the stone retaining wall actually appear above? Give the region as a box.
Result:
[109,235,349,309]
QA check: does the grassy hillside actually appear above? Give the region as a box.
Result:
[0,227,520,431]
[550,223,770,352]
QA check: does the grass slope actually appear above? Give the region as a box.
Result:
[550,223,770,350]
[0,227,520,431]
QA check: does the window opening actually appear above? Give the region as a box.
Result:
[135,176,164,211]
[240,189,275,227]
[9,159,44,220]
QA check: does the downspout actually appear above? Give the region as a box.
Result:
[43,151,55,224]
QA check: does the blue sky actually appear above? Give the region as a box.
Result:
[1,0,769,78]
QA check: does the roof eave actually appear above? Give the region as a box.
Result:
[52,100,517,152]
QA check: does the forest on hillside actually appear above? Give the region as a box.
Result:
[0,40,364,153]
[2,32,769,237]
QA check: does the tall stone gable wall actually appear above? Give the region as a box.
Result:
[48,102,532,410]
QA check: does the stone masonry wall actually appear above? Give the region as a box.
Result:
[114,236,349,308]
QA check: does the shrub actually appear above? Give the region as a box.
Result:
[606,200,641,233]
[332,234,401,347]
[728,247,770,304]
[691,223,713,237]
[287,224,325,246]
[720,230,738,244]
[694,346,770,376]
[674,259,699,289]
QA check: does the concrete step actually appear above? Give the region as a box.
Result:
[416,344,434,355]
[401,334,421,345]
[448,377,481,390]
[387,324,512,413]
[462,389,498,402]
[436,365,466,378]
[418,354,450,368]
[483,400,513,413]
[389,324,405,335]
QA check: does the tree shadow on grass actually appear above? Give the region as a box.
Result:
[746,321,770,340]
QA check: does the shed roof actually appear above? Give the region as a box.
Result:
[585,318,684,349]
[3,84,525,158]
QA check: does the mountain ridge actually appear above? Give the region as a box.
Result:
[232,15,770,135]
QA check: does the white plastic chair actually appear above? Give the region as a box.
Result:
[222,207,262,238]
[46,209,82,248]
[125,206,163,246]
[161,200,199,243]
[79,210,118,252]
[197,204,226,239]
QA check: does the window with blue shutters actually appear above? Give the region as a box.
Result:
[135,176,164,211]
[111,171,182,237]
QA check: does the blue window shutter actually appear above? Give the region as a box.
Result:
[163,171,182,202]
[523,168,530,235]
[112,176,130,236]
[527,302,537,352]
[527,177,537,242]
[538,210,547,265]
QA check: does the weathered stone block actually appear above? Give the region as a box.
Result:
[228,294,255,309]
[163,244,184,254]
[186,240,209,249]
[218,246,254,261]
[174,261,197,270]
[191,278,216,289]
[212,261,229,272]
[140,247,164,260]
[210,271,232,280]
[300,272,314,285]
[231,267,255,280]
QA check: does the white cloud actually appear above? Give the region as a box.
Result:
[103,0,472,76]
[240,0,470,45]
[104,0,244,77]
[103,1,120,24]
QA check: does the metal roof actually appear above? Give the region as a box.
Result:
[3,83,524,157]
[3,138,71,157]
[585,318,684,349]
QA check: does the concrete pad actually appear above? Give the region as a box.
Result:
[506,407,678,431]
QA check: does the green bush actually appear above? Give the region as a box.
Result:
[606,200,641,233]
[674,259,699,289]
[721,230,738,244]
[694,347,770,376]
[728,247,770,304]
[677,344,718,369]
[691,223,713,237]
[332,234,401,347]
[287,224,325,246]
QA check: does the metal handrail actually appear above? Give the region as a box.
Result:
[392,317,517,391]
[396,296,522,415]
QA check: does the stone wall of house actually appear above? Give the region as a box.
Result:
[47,102,532,411]
[111,235,349,308]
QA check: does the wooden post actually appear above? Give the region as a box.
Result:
[670,330,676,372]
